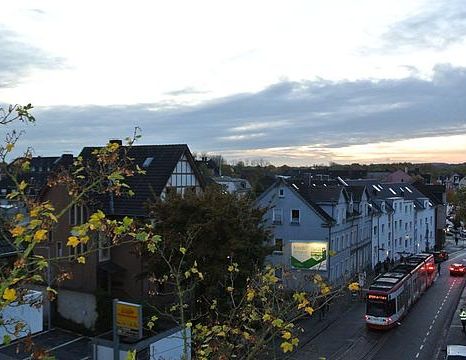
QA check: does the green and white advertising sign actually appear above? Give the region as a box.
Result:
[291,241,327,270]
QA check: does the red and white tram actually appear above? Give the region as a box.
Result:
[365,253,436,329]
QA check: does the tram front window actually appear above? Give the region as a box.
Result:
[367,301,387,317]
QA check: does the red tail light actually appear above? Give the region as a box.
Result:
[450,267,454,271]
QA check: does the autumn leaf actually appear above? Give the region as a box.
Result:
[18,181,27,191]
[282,331,292,340]
[77,256,86,264]
[246,289,255,301]
[3,288,17,301]
[280,341,293,353]
[179,247,187,255]
[10,226,25,237]
[305,306,314,315]
[33,229,48,242]
[67,236,80,247]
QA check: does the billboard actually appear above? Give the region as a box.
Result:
[291,241,327,270]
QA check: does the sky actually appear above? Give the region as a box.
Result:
[1,0,466,165]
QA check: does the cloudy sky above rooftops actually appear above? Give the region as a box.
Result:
[1,0,466,165]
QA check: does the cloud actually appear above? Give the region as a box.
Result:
[15,64,466,164]
[0,26,62,87]
[381,0,466,51]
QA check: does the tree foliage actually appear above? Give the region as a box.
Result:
[147,186,271,300]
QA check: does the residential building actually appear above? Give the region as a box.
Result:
[255,177,367,290]
[37,143,205,329]
[211,176,252,196]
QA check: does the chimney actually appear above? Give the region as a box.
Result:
[109,139,122,145]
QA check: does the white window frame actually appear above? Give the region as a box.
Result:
[290,209,300,224]
[272,208,283,224]
[98,233,111,262]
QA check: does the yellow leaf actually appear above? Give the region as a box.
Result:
[15,213,24,222]
[77,256,86,264]
[33,229,48,242]
[243,331,251,340]
[2,288,16,301]
[5,143,14,152]
[81,236,90,244]
[186,322,192,328]
[10,226,25,237]
[282,331,292,340]
[246,289,255,301]
[179,247,187,255]
[228,265,234,272]
[18,181,27,192]
[227,286,234,292]
[67,236,80,247]
[30,207,40,217]
[305,306,314,315]
[263,313,272,321]
[280,341,293,353]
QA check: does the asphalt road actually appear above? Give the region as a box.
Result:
[293,248,466,360]
[368,249,466,360]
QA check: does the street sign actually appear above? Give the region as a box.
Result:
[115,300,143,340]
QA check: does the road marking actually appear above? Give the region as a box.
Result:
[416,352,420,358]
[420,344,424,350]
[423,337,427,343]
[426,331,430,336]
[429,325,433,330]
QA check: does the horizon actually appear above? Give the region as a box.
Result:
[1,0,466,165]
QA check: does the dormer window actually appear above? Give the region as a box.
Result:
[279,188,284,198]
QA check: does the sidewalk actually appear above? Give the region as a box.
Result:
[441,278,466,359]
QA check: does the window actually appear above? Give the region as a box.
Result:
[399,237,402,246]
[430,216,432,225]
[382,224,385,233]
[278,188,284,198]
[69,204,87,226]
[410,222,412,230]
[373,226,377,235]
[274,238,283,253]
[405,223,407,231]
[56,242,62,257]
[395,222,397,230]
[399,220,402,228]
[405,238,408,247]
[291,209,300,224]
[405,205,408,213]
[345,234,349,248]
[272,208,283,224]
[98,233,111,262]
[142,157,154,167]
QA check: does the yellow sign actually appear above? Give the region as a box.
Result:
[116,302,141,330]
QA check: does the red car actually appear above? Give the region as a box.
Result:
[449,263,466,276]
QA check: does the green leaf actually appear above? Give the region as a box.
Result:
[3,335,11,345]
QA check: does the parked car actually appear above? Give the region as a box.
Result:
[446,345,466,359]
[432,250,449,263]
[449,263,466,276]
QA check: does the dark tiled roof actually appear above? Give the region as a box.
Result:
[413,183,445,205]
[292,180,346,203]
[80,144,204,217]
[346,185,366,202]
[0,155,74,199]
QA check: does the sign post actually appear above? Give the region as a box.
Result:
[113,299,143,360]
[113,299,120,360]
